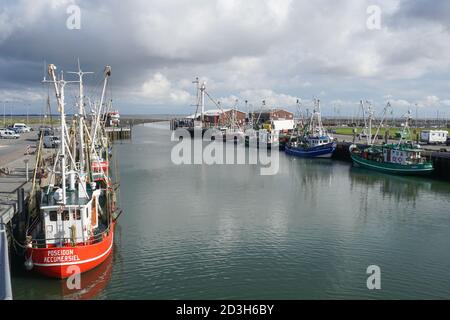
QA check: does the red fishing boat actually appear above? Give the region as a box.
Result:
[25,64,120,279]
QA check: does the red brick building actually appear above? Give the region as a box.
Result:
[251,109,294,123]
[190,109,247,127]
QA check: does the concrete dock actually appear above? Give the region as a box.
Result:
[0,131,36,300]
[106,126,132,140]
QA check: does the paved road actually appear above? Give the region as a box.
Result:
[0,130,36,226]
[0,131,38,167]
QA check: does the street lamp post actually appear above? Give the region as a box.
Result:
[10,102,13,126]
[2,101,6,128]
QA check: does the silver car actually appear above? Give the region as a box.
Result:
[0,129,20,139]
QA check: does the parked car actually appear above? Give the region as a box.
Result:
[11,123,32,133]
[357,132,368,139]
[38,126,55,138]
[446,137,450,146]
[43,135,61,148]
[1,129,20,139]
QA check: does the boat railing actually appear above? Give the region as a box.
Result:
[29,224,112,248]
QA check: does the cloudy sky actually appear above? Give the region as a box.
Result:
[1,0,450,117]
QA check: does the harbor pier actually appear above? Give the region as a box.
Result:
[430,152,450,181]
[106,117,169,141]
[106,126,132,141]
[0,155,33,300]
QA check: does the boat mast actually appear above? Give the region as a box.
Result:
[232,99,238,129]
[245,100,251,128]
[255,100,265,127]
[68,60,93,174]
[367,102,373,146]
[397,110,412,147]
[310,98,322,136]
[360,100,373,145]
[200,81,206,125]
[91,66,111,154]
[317,99,324,136]
[309,99,315,134]
[192,77,200,121]
[371,102,391,145]
[296,99,304,128]
[359,100,365,142]
[47,65,68,204]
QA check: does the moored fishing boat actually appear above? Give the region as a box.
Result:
[349,108,433,176]
[285,99,336,158]
[285,135,336,158]
[349,143,433,175]
[106,110,120,127]
[24,63,120,279]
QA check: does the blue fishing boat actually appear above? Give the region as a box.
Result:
[285,136,336,158]
[285,99,336,158]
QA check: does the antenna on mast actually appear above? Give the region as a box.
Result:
[67,60,93,177]
[192,77,200,120]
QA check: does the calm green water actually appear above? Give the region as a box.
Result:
[11,122,450,299]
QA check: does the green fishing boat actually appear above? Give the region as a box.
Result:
[349,143,433,175]
[349,106,433,176]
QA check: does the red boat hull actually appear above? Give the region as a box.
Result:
[27,223,115,279]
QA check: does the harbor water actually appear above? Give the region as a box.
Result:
[11,122,450,299]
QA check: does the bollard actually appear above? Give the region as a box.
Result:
[24,159,29,181]
[17,188,24,214]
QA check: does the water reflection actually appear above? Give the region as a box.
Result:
[12,248,115,300]
[62,252,114,300]
[287,157,336,206]
[12,123,450,299]
[349,166,435,203]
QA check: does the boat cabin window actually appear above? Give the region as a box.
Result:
[49,211,58,222]
[62,211,70,221]
[73,210,81,220]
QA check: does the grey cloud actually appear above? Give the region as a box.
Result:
[1,0,450,116]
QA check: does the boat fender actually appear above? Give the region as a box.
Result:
[24,256,34,271]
